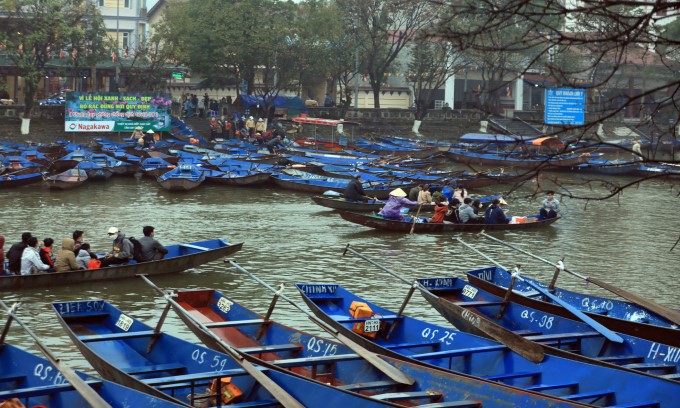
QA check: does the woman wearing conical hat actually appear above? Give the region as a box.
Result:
[378,188,419,221]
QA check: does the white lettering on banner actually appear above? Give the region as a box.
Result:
[65,121,116,132]
[217,297,233,314]
[461,285,478,299]
[115,314,133,331]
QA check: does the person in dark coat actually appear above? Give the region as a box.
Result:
[344,174,372,201]
[484,198,509,224]
[7,232,32,275]
[137,226,168,262]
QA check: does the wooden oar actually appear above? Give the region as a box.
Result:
[225,259,415,386]
[455,238,625,343]
[139,275,305,408]
[479,232,680,326]
[343,244,545,363]
[0,300,113,408]
[409,203,424,235]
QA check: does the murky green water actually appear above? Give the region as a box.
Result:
[1,173,678,372]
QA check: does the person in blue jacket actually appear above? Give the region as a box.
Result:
[484,198,509,224]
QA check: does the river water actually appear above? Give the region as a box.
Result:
[1,172,679,373]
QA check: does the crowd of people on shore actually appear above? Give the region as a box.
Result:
[0,226,168,276]
[343,175,560,224]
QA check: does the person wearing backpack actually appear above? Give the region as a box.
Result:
[136,226,168,262]
[101,227,134,267]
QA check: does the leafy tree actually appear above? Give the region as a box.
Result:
[336,0,440,108]
[0,0,107,133]
[406,37,468,131]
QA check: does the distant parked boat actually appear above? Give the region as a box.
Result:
[45,168,88,190]
[157,163,206,191]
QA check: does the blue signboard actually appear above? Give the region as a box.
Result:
[544,88,586,125]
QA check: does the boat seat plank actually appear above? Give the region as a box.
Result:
[621,363,676,372]
[336,315,402,324]
[524,331,600,342]
[238,343,302,354]
[418,402,482,408]
[0,374,26,383]
[525,382,578,392]
[453,301,505,307]
[484,371,541,381]
[179,243,210,251]
[204,319,264,328]
[593,355,645,364]
[371,391,443,401]
[122,363,186,375]
[561,390,614,401]
[143,368,254,386]
[79,330,157,342]
[312,296,343,302]
[383,340,441,350]
[412,345,507,360]
[271,353,360,368]
[0,380,102,398]
[62,312,111,321]
[512,329,543,336]
[337,380,397,391]
[606,402,660,408]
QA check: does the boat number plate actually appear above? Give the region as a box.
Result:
[115,314,133,332]
[217,297,233,314]
[462,285,478,299]
[364,319,381,333]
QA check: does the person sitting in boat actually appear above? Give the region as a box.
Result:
[344,174,373,202]
[453,185,468,203]
[75,243,94,270]
[72,230,84,253]
[631,140,644,161]
[20,237,50,275]
[129,126,144,143]
[442,180,454,202]
[143,130,156,148]
[429,196,448,223]
[459,198,482,224]
[539,191,560,219]
[378,188,419,220]
[55,238,81,272]
[0,234,4,274]
[100,227,134,267]
[408,185,421,201]
[266,134,286,154]
[444,198,461,223]
[485,198,510,224]
[7,232,32,275]
[137,226,168,262]
[39,237,56,272]
[417,184,434,204]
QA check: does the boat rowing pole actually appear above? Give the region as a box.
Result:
[455,238,625,343]
[479,231,680,326]
[341,244,545,363]
[225,259,416,386]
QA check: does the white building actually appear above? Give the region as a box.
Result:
[96,0,148,53]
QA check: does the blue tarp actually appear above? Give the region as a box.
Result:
[239,95,307,114]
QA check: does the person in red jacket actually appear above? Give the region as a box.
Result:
[39,237,56,272]
[429,197,448,223]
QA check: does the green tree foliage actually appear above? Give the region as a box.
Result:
[0,0,107,118]
[336,0,440,108]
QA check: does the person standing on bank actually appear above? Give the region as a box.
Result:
[100,227,133,267]
[540,191,560,219]
[137,226,168,262]
[344,174,374,202]
[143,130,156,148]
[129,126,144,143]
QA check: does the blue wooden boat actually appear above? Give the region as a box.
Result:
[88,153,136,176]
[296,283,680,406]
[139,157,176,178]
[417,276,680,379]
[466,267,680,348]
[571,159,642,175]
[157,163,206,191]
[271,169,413,199]
[339,211,559,233]
[51,149,89,172]
[45,168,88,190]
[3,156,43,172]
[76,160,115,180]
[52,299,481,408]
[0,342,184,407]
[0,171,45,188]
[447,149,586,169]
[144,286,585,407]
[311,194,502,212]
[0,238,242,290]
[204,169,272,186]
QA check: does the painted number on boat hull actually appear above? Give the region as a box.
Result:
[421,327,456,345]
[115,314,133,332]
[34,364,67,386]
[520,309,554,330]
[307,337,338,356]
[217,297,233,314]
